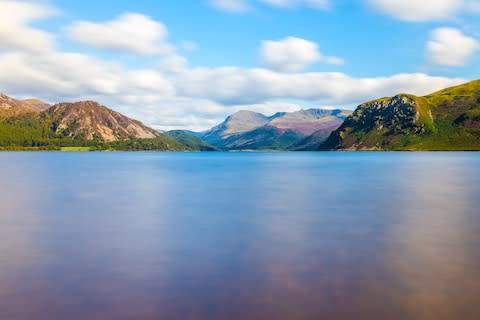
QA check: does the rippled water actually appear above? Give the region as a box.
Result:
[0,152,479,320]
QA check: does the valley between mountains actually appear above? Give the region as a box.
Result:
[1,80,480,151]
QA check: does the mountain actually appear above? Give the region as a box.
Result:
[0,92,191,151]
[268,109,351,135]
[165,130,217,151]
[220,126,305,151]
[45,101,159,141]
[203,110,279,142]
[0,93,40,118]
[204,108,351,150]
[320,80,480,151]
[21,99,51,111]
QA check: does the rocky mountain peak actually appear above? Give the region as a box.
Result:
[350,94,426,135]
[0,92,39,117]
[21,98,51,111]
[204,110,271,138]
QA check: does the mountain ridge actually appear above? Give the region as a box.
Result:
[203,110,281,140]
[0,93,40,117]
[203,108,352,150]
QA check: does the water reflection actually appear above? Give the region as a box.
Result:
[383,156,480,320]
[0,152,479,319]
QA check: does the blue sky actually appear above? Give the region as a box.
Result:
[0,0,479,130]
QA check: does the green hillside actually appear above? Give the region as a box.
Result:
[320,80,480,151]
[165,130,217,151]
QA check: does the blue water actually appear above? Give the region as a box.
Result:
[0,152,479,320]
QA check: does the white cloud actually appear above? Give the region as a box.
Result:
[174,68,464,106]
[209,0,252,13]
[157,55,188,73]
[0,1,57,53]
[366,0,464,21]
[0,51,175,99]
[65,13,174,55]
[427,28,479,66]
[233,101,311,115]
[260,37,343,72]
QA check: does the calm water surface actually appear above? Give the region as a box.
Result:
[0,152,479,320]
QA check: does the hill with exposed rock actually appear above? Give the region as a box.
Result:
[320,80,480,151]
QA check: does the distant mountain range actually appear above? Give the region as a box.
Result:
[1,79,479,151]
[200,109,352,150]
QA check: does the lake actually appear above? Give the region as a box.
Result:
[0,152,479,320]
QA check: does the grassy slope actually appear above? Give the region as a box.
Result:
[402,80,480,150]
